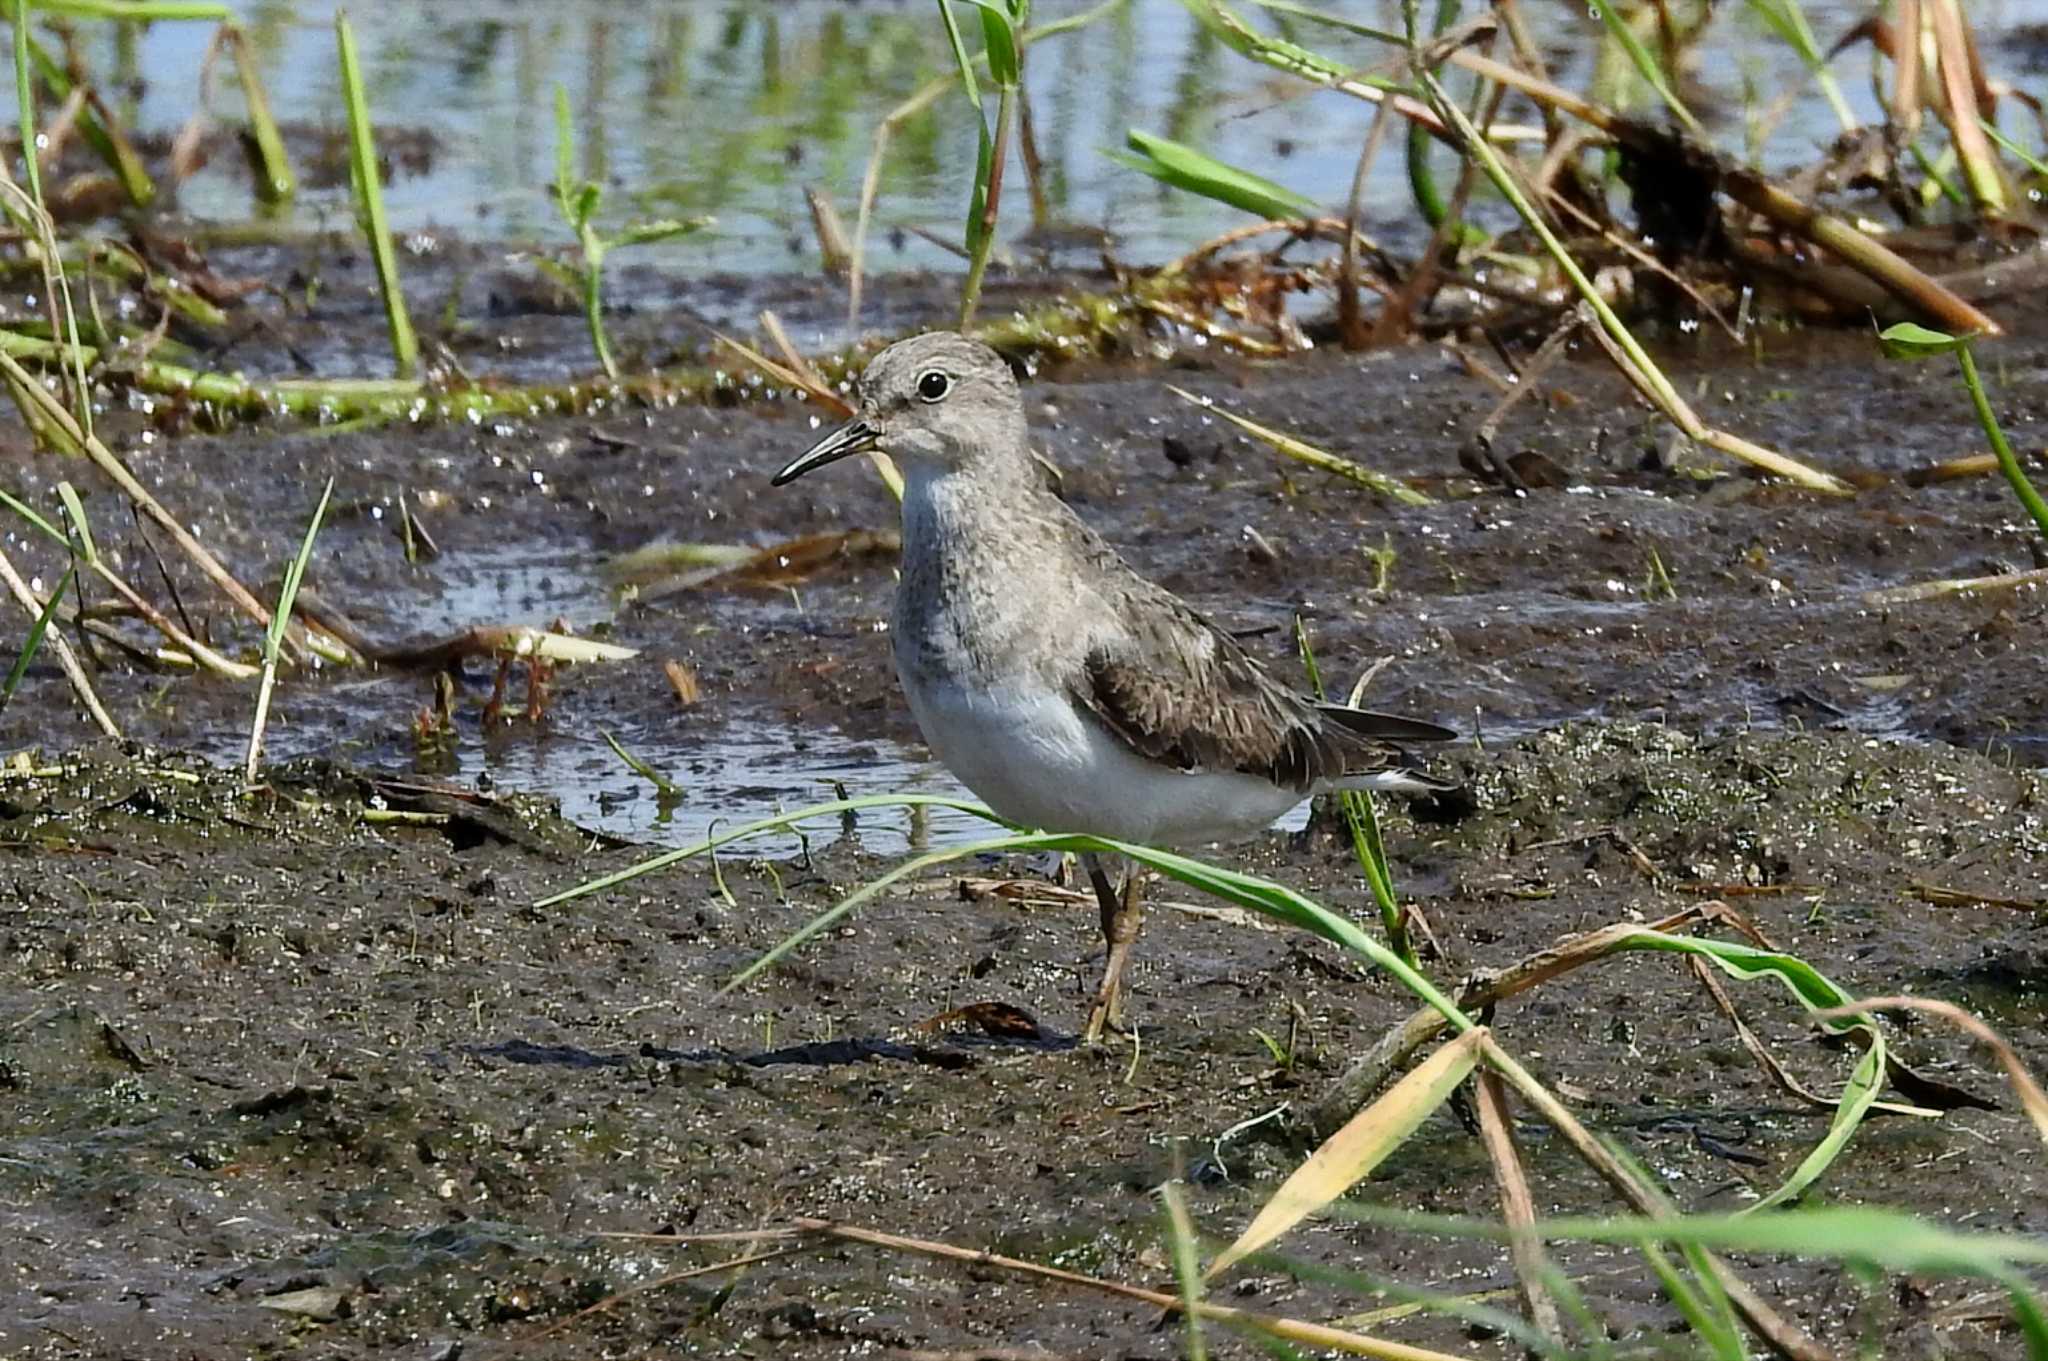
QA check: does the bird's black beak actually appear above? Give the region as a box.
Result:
[772,417,879,486]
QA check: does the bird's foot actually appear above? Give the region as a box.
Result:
[1080,986,1128,1046]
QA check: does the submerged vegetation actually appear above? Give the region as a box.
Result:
[0,2,2045,1358]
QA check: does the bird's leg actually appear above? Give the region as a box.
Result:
[1080,851,1145,1044]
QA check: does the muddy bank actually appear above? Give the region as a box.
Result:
[1,721,2043,1359]
[5,288,2047,850]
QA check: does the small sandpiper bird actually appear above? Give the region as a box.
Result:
[774,332,1455,1042]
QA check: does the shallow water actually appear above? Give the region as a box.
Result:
[83,0,2048,282]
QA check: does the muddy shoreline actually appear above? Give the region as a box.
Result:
[4,256,2048,1356]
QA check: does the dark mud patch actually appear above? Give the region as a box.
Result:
[2,725,2043,1359]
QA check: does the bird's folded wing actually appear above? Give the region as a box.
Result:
[1068,605,1349,794]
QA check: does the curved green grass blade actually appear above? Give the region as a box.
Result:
[532,792,1009,908]
[1114,129,1318,221]
[715,803,1478,1030]
[1608,928,1887,1210]
[722,829,1069,993]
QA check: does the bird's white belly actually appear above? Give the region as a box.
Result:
[900,674,1304,847]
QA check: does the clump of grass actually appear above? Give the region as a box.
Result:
[545,83,710,382]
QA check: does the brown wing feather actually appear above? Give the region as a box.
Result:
[1069,594,1357,794]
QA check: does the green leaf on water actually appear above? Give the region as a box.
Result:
[1113,128,1318,222]
[609,216,712,251]
[1877,321,1963,359]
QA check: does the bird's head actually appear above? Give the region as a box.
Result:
[772,331,1026,487]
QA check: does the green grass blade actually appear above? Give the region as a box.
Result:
[228,24,294,203]
[1611,928,1886,1208]
[934,0,984,106]
[532,793,1012,908]
[13,0,41,207]
[0,488,65,548]
[1,560,72,710]
[1159,1181,1210,1361]
[552,83,579,220]
[263,477,333,660]
[245,477,334,782]
[335,8,418,377]
[1957,343,2048,544]
[960,0,1024,86]
[1244,0,1402,43]
[1588,0,1703,137]
[600,728,682,799]
[54,481,95,563]
[1995,1270,2048,1361]
[722,830,1064,993]
[1294,616,1408,962]
[1741,0,1857,131]
[1114,128,1318,220]
[1979,118,2048,179]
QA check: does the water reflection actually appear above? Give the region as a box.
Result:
[82,0,1936,278]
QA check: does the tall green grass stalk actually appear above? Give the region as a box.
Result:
[228,24,294,204]
[942,1,1029,327]
[1880,322,2048,544]
[245,478,334,782]
[334,10,417,377]
[13,0,42,208]
[1293,616,1413,969]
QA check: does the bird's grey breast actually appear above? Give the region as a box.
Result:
[892,470,1086,693]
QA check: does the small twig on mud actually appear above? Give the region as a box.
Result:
[535,1246,804,1338]
[1909,881,2048,913]
[1863,568,2048,606]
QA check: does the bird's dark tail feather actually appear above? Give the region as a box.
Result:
[1318,704,1458,744]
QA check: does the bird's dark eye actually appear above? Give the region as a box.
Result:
[916,370,952,403]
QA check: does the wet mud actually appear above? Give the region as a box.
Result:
[4,270,2048,1357]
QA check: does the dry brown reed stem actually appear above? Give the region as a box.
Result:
[1926,0,2005,212]
[534,1246,803,1338]
[0,350,289,649]
[1891,0,1924,134]
[782,1218,1469,1361]
[610,1221,1467,1360]
[1863,567,2048,605]
[1437,49,2001,337]
[1689,956,1841,1111]
[1339,102,1398,348]
[0,543,119,737]
[1474,1034,1839,1361]
[1472,1068,1564,1349]
[74,555,256,680]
